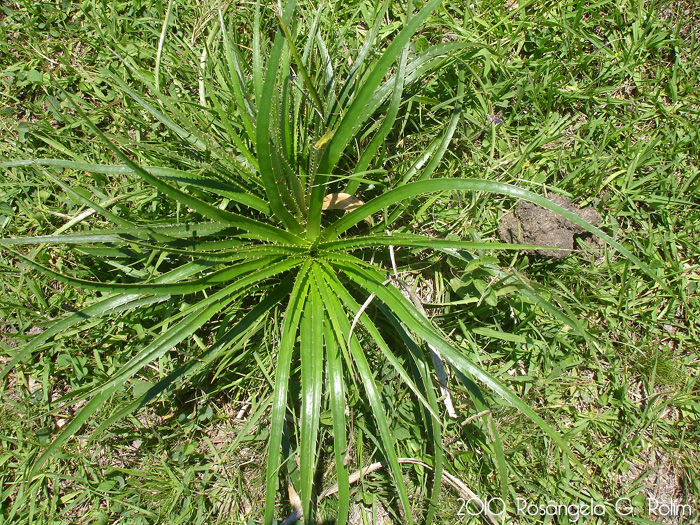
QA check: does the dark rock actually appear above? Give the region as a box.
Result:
[498,195,602,259]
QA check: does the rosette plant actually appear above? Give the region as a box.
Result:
[0,0,657,522]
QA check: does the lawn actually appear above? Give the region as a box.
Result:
[0,0,698,524]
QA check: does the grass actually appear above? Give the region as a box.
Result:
[1,0,699,524]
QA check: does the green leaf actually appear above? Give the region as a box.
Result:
[33,258,301,475]
[4,247,292,295]
[322,178,667,291]
[92,276,295,437]
[217,8,256,144]
[319,265,440,423]
[343,9,409,197]
[62,92,303,245]
[298,265,325,520]
[110,74,209,152]
[0,261,209,380]
[307,0,444,239]
[319,233,551,253]
[33,298,229,475]
[335,257,586,471]
[26,69,43,84]
[317,262,415,524]
[154,0,175,91]
[312,266,350,524]
[255,0,304,235]
[264,261,311,525]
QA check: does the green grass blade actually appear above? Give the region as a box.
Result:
[30,388,114,474]
[312,20,336,119]
[38,168,133,228]
[36,258,302,473]
[375,305,445,525]
[334,43,487,149]
[488,415,509,505]
[90,259,301,385]
[412,71,464,184]
[115,242,309,262]
[334,0,392,111]
[30,289,237,475]
[1,159,264,195]
[324,260,447,523]
[1,295,161,380]
[252,0,263,102]
[0,222,240,245]
[154,0,175,91]
[110,74,209,152]
[207,90,260,171]
[276,14,324,117]
[344,12,410,196]
[0,259,214,381]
